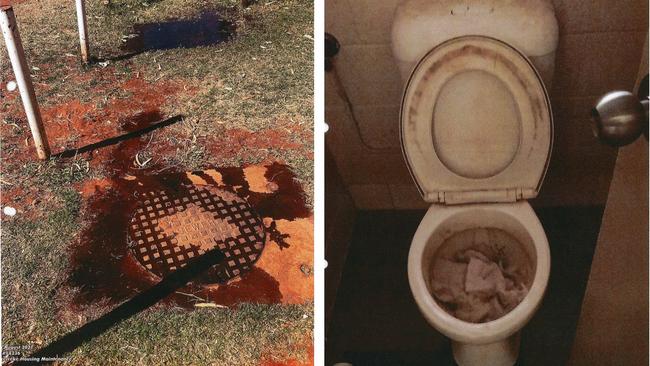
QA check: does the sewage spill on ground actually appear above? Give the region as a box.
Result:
[121,11,235,53]
[43,90,312,311]
[69,160,312,309]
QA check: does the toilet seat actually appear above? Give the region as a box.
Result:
[400,36,553,204]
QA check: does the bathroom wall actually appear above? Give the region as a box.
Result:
[325,0,648,209]
[567,128,649,366]
[567,35,648,366]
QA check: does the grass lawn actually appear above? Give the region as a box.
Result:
[1,0,313,364]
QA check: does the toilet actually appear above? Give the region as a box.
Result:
[391,1,559,365]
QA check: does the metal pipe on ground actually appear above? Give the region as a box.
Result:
[0,4,51,160]
[75,0,89,63]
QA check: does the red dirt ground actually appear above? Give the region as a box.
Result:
[1,63,315,306]
[2,65,315,305]
[1,66,310,217]
[66,163,313,309]
[2,57,313,364]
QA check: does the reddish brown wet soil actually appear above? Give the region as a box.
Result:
[68,163,313,309]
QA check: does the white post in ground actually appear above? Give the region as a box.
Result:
[0,5,50,160]
[75,0,89,63]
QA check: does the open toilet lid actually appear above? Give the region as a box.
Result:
[400,36,553,205]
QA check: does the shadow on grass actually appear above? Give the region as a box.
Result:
[120,11,234,54]
[53,115,183,159]
[85,10,235,65]
[19,249,225,364]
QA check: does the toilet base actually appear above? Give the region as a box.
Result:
[451,333,520,366]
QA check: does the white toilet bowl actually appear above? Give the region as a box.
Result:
[408,201,550,366]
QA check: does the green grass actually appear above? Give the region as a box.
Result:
[2,186,313,365]
[96,0,312,126]
[2,188,81,345]
[1,0,313,203]
[68,304,312,365]
[1,0,313,363]
[3,0,313,128]
[0,144,97,217]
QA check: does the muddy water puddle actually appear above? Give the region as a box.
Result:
[70,163,312,310]
[121,11,235,53]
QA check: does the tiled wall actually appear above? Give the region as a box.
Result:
[325,0,648,209]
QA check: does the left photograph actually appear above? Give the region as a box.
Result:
[0,0,314,364]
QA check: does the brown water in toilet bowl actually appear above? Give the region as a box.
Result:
[429,228,534,323]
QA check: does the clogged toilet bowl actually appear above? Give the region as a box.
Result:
[408,202,550,366]
[430,227,534,324]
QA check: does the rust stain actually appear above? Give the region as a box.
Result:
[407,39,548,156]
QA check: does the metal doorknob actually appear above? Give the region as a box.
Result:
[591,90,649,147]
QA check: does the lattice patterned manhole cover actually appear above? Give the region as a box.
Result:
[127,185,265,284]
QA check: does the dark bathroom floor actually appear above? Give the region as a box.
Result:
[326,206,605,366]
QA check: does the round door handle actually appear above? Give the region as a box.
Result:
[591,91,648,147]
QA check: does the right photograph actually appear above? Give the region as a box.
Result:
[324,1,648,366]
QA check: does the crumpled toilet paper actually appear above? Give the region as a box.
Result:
[430,243,530,323]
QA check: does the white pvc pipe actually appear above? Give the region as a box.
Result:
[75,0,89,63]
[0,6,50,160]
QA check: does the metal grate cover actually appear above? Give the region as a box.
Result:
[127,185,265,284]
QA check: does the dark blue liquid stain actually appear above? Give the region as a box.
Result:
[121,11,235,52]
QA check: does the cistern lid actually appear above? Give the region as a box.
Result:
[400,36,553,205]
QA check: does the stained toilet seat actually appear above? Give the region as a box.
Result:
[400,36,552,204]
